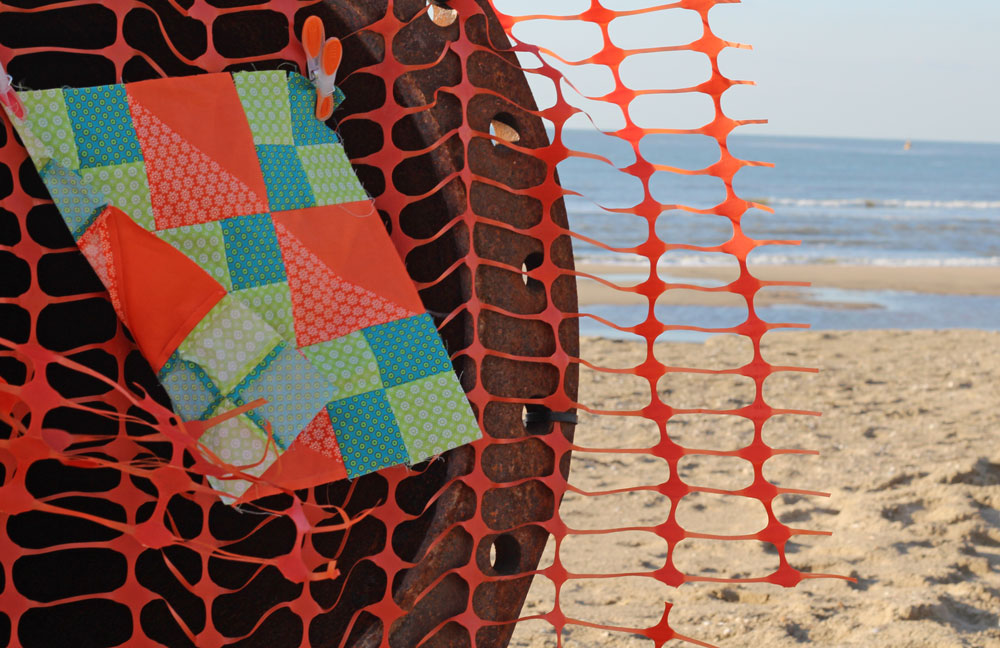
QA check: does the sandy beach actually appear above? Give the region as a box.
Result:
[509,265,1000,647]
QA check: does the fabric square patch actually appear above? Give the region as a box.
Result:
[300,331,382,400]
[256,145,315,211]
[288,73,340,147]
[364,314,453,388]
[234,345,335,450]
[296,410,344,461]
[296,143,369,206]
[80,162,155,231]
[177,294,283,395]
[201,398,277,499]
[40,161,108,239]
[232,282,295,344]
[220,213,286,290]
[327,390,409,478]
[234,71,295,146]
[386,372,479,462]
[18,88,80,171]
[158,353,219,421]
[156,222,232,290]
[64,85,143,168]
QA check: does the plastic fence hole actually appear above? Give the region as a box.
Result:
[426,0,458,27]
[490,533,521,574]
[521,251,544,290]
[490,112,521,146]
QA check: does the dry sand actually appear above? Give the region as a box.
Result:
[509,330,1000,648]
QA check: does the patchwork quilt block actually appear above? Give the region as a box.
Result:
[5,70,481,498]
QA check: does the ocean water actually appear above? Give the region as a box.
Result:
[555,132,1000,338]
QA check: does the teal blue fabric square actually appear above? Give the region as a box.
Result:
[64,85,143,169]
[159,353,220,421]
[256,144,315,211]
[363,314,452,389]
[288,72,341,147]
[233,344,335,450]
[40,161,108,239]
[327,390,409,478]
[219,213,286,290]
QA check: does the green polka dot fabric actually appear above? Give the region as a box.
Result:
[327,390,409,478]
[386,372,481,461]
[233,70,295,146]
[200,398,278,498]
[39,161,109,239]
[256,145,316,211]
[363,314,454,388]
[296,143,370,206]
[159,353,219,421]
[177,294,283,395]
[80,163,155,231]
[18,88,80,171]
[220,213,287,290]
[300,331,383,400]
[232,282,295,344]
[64,85,143,169]
[156,222,233,290]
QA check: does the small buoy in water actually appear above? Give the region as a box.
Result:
[903,139,912,151]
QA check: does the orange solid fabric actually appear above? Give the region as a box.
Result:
[272,203,427,314]
[105,206,226,371]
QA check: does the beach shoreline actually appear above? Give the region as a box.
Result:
[574,263,1000,307]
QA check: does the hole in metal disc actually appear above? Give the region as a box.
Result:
[490,533,521,574]
[426,0,458,26]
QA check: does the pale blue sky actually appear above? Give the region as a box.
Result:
[494,0,1000,143]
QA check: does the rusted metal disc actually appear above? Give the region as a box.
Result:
[0,0,578,645]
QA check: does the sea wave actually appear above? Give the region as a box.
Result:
[754,197,1000,210]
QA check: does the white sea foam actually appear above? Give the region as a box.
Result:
[573,252,1000,268]
[758,197,1000,210]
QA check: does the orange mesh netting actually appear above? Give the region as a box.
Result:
[0,0,842,646]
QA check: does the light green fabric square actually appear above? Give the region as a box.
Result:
[233,71,295,146]
[301,331,383,400]
[178,294,282,395]
[201,398,278,499]
[81,162,155,231]
[18,88,79,171]
[156,222,232,290]
[385,372,480,462]
[296,143,369,206]
[232,282,295,345]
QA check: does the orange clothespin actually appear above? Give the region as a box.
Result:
[302,16,342,122]
[0,61,25,120]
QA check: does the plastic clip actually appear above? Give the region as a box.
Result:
[0,62,25,121]
[302,16,342,122]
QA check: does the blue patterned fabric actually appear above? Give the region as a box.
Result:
[235,345,335,449]
[288,73,342,147]
[39,162,108,239]
[327,390,409,477]
[64,85,143,168]
[220,213,287,290]
[256,144,315,211]
[364,314,453,388]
